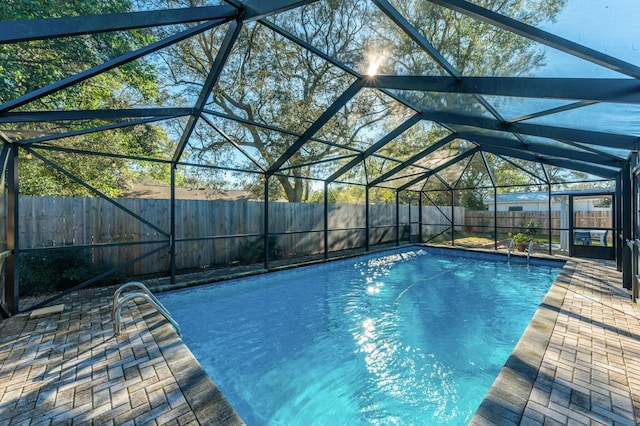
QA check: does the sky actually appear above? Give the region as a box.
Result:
[537,0,640,78]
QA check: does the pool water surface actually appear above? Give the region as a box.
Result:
[158,247,563,425]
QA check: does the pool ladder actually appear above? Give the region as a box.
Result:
[112,281,182,337]
[507,239,533,265]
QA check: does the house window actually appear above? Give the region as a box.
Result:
[508,206,523,212]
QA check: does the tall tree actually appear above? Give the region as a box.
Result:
[1,0,167,196]
[151,0,567,201]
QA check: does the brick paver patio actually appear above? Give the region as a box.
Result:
[1,256,639,425]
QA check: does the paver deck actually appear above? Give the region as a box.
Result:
[1,256,639,425]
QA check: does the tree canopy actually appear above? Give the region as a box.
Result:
[1,0,167,196]
[5,0,606,202]
[152,0,567,202]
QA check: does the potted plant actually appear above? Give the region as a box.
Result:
[512,232,532,252]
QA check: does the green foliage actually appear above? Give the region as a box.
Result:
[458,189,487,210]
[512,232,532,249]
[3,0,170,197]
[1,1,159,106]
[19,246,125,296]
[523,220,538,235]
[238,236,280,265]
[158,0,568,201]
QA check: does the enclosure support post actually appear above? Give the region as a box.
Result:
[418,191,423,244]
[548,184,552,255]
[365,187,370,251]
[170,167,176,284]
[5,144,19,315]
[616,172,623,272]
[493,187,498,250]
[395,191,400,246]
[450,190,455,246]
[568,195,574,257]
[623,161,632,289]
[323,181,329,259]
[264,175,269,269]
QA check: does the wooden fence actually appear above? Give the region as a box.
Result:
[16,196,464,276]
[464,210,613,235]
[15,195,614,276]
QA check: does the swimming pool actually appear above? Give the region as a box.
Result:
[158,247,563,425]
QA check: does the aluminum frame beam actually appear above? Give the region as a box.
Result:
[480,151,496,187]
[369,133,458,187]
[507,101,599,124]
[0,21,230,114]
[266,79,365,175]
[0,108,194,123]
[488,153,547,183]
[326,114,422,183]
[372,0,461,79]
[420,110,639,150]
[427,0,640,80]
[398,147,480,191]
[200,116,266,172]
[231,0,319,21]
[259,18,424,114]
[365,76,640,104]
[459,132,623,169]
[481,145,619,179]
[17,116,170,145]
[0,6,238,44]
[203,109,362,154]
[172,20,243,164]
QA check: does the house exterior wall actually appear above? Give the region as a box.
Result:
[486,199,595,212]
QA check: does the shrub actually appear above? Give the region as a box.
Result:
[19,246,125,296]
[238,236,280,265]
[512,232,532,251]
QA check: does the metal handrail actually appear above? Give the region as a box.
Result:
[112,281,181,337]
[527,240,534,265]
[507,239,514,261]
[625,239,640,250]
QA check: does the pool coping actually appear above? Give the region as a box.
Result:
[142,309,245,425]
[469,258,577,424]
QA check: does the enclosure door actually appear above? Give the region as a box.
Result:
[570,195,615,260]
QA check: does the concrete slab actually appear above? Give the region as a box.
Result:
[28,303,65,318]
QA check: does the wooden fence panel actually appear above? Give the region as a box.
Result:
[18,196,611,277]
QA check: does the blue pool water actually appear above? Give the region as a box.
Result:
[158,247,563,425]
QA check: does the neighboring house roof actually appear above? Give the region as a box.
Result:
[484,189,613,204]
[121,180,256,201]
